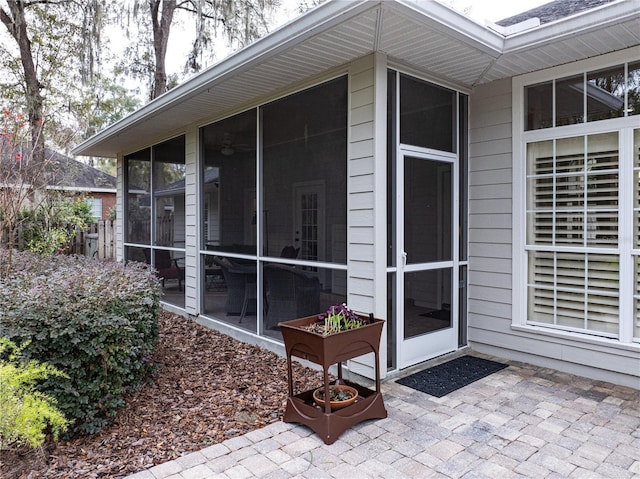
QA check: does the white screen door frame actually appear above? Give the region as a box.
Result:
[396,148,459,368]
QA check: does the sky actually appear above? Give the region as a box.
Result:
[163,0,551,76]
[109,0,551,98]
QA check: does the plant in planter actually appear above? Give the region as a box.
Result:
[312,384,358,411]
[279,306,387,444]
[302,303,372,336]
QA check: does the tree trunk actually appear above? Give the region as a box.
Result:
[150,0,176,100]
[0,0,45,164]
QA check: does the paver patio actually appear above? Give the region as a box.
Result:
[127,354,640,479]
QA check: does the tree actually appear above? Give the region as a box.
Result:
[0,107,51,274]
[0,1,46,163]
[150,0,176,100]
[119,0,280,100]
[0,0,110,157]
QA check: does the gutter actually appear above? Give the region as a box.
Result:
[502,0,640,53]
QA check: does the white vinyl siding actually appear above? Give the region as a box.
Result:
[467,55,639,388]
[184,128,198,314]
[468,77,513,344]
[346,53,388,379]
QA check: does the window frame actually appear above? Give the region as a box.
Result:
[513,47,639,346]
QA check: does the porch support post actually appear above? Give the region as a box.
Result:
[346,52,388,379]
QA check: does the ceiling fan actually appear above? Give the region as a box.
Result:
[218,132,253,156]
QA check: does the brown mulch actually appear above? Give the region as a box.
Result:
[1,311,325,479]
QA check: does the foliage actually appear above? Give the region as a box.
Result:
[0,1,139,154]
[0,107,52,275]
[0,250,162,434]
[309,303,369,336]
[0,337,68,450]
[21,195,95,256]
[118,0,280,99]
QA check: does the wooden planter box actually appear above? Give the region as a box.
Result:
[279,314,387,445]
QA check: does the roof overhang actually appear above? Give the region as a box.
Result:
[72,0,640,158]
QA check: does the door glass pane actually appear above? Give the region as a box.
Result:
[459,265,467,347]
[387,272,396,369]
[404,156,452,263]
[387,70,397,267]
[153,136,186,247]
[201,110,256,254]
[125,148,151,244]
[404,268,452,339]
[400,74,455,152]
[459,94,469,261]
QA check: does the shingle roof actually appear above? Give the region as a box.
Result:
[1,137,116,190]
[46,150,116,190]
[496,0,616,27]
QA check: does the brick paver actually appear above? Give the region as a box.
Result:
[125,355,640,478]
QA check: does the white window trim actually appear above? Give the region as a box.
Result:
[512,47,640,347]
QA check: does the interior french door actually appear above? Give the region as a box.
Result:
[397,151,458,368]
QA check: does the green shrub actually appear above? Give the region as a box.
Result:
[0,250,161,434]
[0,338,68,449]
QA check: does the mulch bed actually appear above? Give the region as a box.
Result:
[1,311,325,479]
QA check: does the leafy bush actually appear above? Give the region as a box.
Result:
[0,250,161,434]
[0,338,69,449]
[19,195,95,256]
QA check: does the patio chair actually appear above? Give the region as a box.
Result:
[280,245,300,258]
[213,257,256,320]
[154,249,185,291]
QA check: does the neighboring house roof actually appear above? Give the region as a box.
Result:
[72,0,640,159]
[46,149,116,192]
[497,0,616,27]
[155,167,218,197]
[1,137,116,192]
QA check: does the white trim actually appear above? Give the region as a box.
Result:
[619,127,634,343]
[502,0,640,52]
[511,324,640,355]
[514,46,640,92]
[512,47,640,344]
[373,51,388,376]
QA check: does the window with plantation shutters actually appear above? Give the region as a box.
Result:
[526,133,620,337]
[518,54,640,347]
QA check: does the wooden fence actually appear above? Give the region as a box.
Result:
[68,220,117,260]
[1,220,117,261]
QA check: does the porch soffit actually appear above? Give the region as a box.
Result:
[72,0,640,159]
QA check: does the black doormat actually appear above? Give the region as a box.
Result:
[396,356,508,398]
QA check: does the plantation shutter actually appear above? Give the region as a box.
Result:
[526,133,619,337]
[634,129,640,341]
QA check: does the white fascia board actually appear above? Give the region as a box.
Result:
[71,0,377,157]
[503,0,640,53]
[396,0,504,56]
